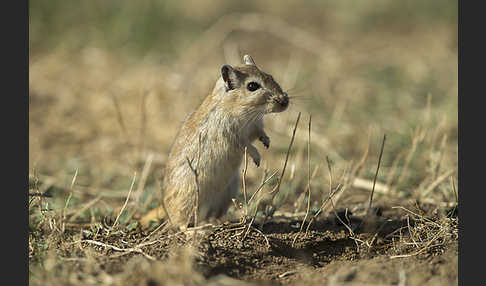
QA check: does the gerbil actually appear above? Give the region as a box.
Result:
[140,55,289,228]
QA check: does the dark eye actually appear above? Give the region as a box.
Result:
[247,82,260,92]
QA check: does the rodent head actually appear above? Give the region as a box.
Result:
[220,55,289,114]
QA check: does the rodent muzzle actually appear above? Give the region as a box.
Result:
[281,93,289,108]
[273,92,289,111]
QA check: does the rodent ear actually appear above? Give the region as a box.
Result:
[243,55,256,66]
[221,64,239,91]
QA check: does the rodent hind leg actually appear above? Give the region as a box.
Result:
[214,173,240,218]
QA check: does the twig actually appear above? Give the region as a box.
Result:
[292,114,312,246]
[304,182,341,236]
[352,178,389,194]
[367,134,386,214]
[270,112,301,205]
[385,150,406,191]
[186,157,200,229]
[258,112,300,230]
[137,89,150,161]
[112,172,137,229]
[391,206,442,227]
[406,215,419,249]
[127,153,155,223]
[110,92,132,147]
[135,153,154,206]
[32,168,44,216]
[196,133,201,227]
[28,192,52,197]
[395,128,421,186]
[141,220,169,243]
[389,227,446,259]
[79,239,155,261]
[240,171,278,244]
[326,156,354,236]
[67,194,104,222]
[420,168,457,198]
[450,176,458,203]
[278,271,297,278]
[251,226,270,248]
[433,134,448,180]
[247,170,278,205]
[186,134,202,243]
[62,169,78,232]
[242,147,249,218]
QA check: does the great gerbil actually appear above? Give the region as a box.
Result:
[140,55,289,228]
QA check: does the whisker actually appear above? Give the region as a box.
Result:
[239,110,260,131]
[286,83,312,95]
[240,110,264,133]
[288,95,313,101]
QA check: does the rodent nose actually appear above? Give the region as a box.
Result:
[281,93,289,107]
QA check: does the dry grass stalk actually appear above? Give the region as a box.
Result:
[61,168,79,232]
[450,176,457,203]
[185,158,199,229]
[136,89,150,161]
[293,164,320,212]
[278,271,297,278]
[29,192,53,197]
[256,111,301,230]
[385,150,406,191]
[395,127,423,187]
[304,180,342,236]
[78,239,155,261]
[389,227,447,259]
[67,194,104,223]
[29,170,50,216]
[251,226,270,248]
[141,220,169,244]
[186,134,202,243]
[433,134,448,180]
[240,170,279,243]
[247,170,278,206]
[420,168,457,198]
[326,156,355,237]
[367,134,386,214]
[335,129,371,202]
[389,206,457,258]
[242,147,249,218]
[112,172,137,230]
[292,114,312,246]
[110,92,132,148]
[352,177,389,194]
[270,111,301,205]
[134,153,154,207]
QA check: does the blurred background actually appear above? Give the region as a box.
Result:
[29,0,458,219]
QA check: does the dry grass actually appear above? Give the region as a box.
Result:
[29,1,457,285]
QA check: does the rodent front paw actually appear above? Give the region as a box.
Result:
[252,155,261,167]
[259,135,270,149]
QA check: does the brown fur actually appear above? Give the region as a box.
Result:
[140,55,289,228]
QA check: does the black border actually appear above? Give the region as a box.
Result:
[3,0,28,284]
[459,1,481,285]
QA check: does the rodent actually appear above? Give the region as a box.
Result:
[140,55,289,228]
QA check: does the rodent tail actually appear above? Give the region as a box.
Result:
[139,205,167,228]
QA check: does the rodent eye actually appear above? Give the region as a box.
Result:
[247,82,260,92]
